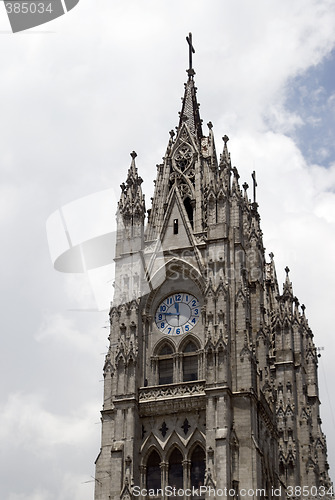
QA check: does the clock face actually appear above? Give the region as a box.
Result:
[155,292,200,335]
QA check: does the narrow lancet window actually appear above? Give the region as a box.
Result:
[183,341,198,382]
[158,344,174,385]
[146,450,161,491]
[190,446,205,489]
[168,448,183,489]
[184,197,194,228]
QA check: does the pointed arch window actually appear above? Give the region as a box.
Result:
[184,197,194,228]
[142,444,206,495]
[190,446,206,490]
[182,341,198,382]
[158,344,174,385]
[146,450,161,491]
[168,448,183,490]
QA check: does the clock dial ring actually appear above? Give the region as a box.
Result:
[155,292,200,335]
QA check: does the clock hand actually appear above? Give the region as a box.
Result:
[175,302,179,314]
[164,312,179,316]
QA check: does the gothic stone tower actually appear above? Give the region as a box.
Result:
[94,37,332,500]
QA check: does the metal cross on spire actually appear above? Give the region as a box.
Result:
[252,170,257,203]
[186,32,195,77]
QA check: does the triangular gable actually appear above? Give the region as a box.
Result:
[160,187,194,251]
[171,121,199,159]
[146,187,204,280]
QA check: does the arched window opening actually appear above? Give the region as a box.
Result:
[159,344,173,355]
[146,450,161,491]
[158,344,174,385]
[190,446,205,490]
[183,341,198,382]
[184,341,197,353]
[168,448,183,490]
[184,197,194,228]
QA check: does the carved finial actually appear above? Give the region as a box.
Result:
[285,266,290,276]
[169,129,175,138]
[223,135,229,144]
[130,151,137,159]
[243,182,249,191]
[269,252,274,261]
[301,304,306,314]
[207,121,213,130]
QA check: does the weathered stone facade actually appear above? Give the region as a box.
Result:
[94,51,332,500]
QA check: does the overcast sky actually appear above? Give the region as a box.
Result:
[1,1,335,499]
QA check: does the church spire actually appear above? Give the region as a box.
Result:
[115,151,146,303]
[176,33,203,141]
[118,151,146,221]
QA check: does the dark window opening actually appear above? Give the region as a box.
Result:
[146,450,161,491]
[173,218,179,234]
[183,356,198,381]
[184,341,197,353]
[184,197,194,228]
[159,344,173,356]
[159,358,173,385]
[190,446,205,490]
[183,341,198,382]
[168,448,183,490]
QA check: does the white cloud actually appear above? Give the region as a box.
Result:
[1,0,335,497]
[328,92,335,111]
[37,313,90,349]
[0,393,97,452]
[6,490,53,500]
[57,473,95,500]
[0,392,99,500]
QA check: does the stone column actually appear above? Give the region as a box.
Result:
[139,464,146,491]
[160,461,168,500]
[183,459,191,494]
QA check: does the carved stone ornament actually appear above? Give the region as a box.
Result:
[139,381,205,401]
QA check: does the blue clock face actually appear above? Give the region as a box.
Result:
[155,293,200,335]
